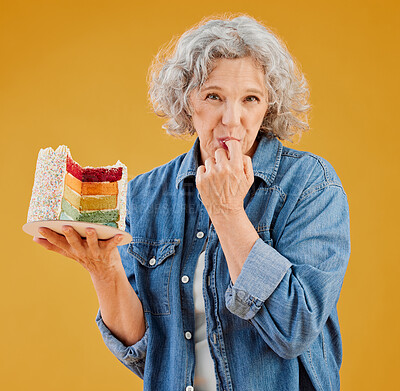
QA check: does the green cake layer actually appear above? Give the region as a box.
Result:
[59,212,117,228]
[61,198,119,223]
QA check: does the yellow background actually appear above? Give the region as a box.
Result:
[1,0,399,390]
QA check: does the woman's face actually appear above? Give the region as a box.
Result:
[190,57,269,165]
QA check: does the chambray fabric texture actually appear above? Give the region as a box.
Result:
[96,134,351,391]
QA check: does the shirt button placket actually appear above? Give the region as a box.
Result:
[184,230,204,391]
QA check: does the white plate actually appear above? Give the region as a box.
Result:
[22,220,132,246]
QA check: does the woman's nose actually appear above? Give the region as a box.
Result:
[221,102,241,127]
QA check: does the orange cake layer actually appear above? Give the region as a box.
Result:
[65,173,119,195]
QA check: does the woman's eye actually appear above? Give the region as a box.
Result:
[245,96,260,102]
[206,93,220,100]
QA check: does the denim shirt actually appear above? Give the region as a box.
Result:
[96,135,351,391]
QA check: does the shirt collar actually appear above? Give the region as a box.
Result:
[175,134,283,189]
[175,138,201,189]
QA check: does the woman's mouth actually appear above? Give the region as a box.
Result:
[220,140,229,150]
[217,137,240,150]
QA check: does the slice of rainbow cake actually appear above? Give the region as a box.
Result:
[27,146,127,230]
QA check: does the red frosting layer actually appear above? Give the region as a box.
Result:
[66,156,123,182]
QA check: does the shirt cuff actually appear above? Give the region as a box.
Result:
[95,310,148,371]
[225,237,292,320]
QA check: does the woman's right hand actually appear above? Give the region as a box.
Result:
[34,226,124,279]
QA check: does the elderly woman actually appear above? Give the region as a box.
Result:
[36,15,351,391]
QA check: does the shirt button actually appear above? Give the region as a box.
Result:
[196,231,204,239]
[181,275,189,284]
[186,387,194,391]
[185,331,192,340]
[149,257,156,266]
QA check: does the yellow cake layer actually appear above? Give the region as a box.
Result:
[65,173,119,195]
[63,184,117,211]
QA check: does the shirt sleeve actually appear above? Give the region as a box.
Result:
[225,183,351,359]
[225,238,291,319]
[95,181,148,377]
[96,310,148,378]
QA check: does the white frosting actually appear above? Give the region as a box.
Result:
[116,161,127,231]
[27,145,69,222]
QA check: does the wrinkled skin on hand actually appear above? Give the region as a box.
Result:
[34,226,124,278]
[196,139,254,218]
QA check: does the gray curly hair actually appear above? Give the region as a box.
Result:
[148,15,311,142]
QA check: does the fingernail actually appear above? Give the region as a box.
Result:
[62,226,71,233]
[38,228,45,235]
[115,235,122,242]
[86,229,94,235]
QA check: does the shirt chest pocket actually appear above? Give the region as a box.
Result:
[128,238,180,315]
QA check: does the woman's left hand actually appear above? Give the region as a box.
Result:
[196,139,254,218]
